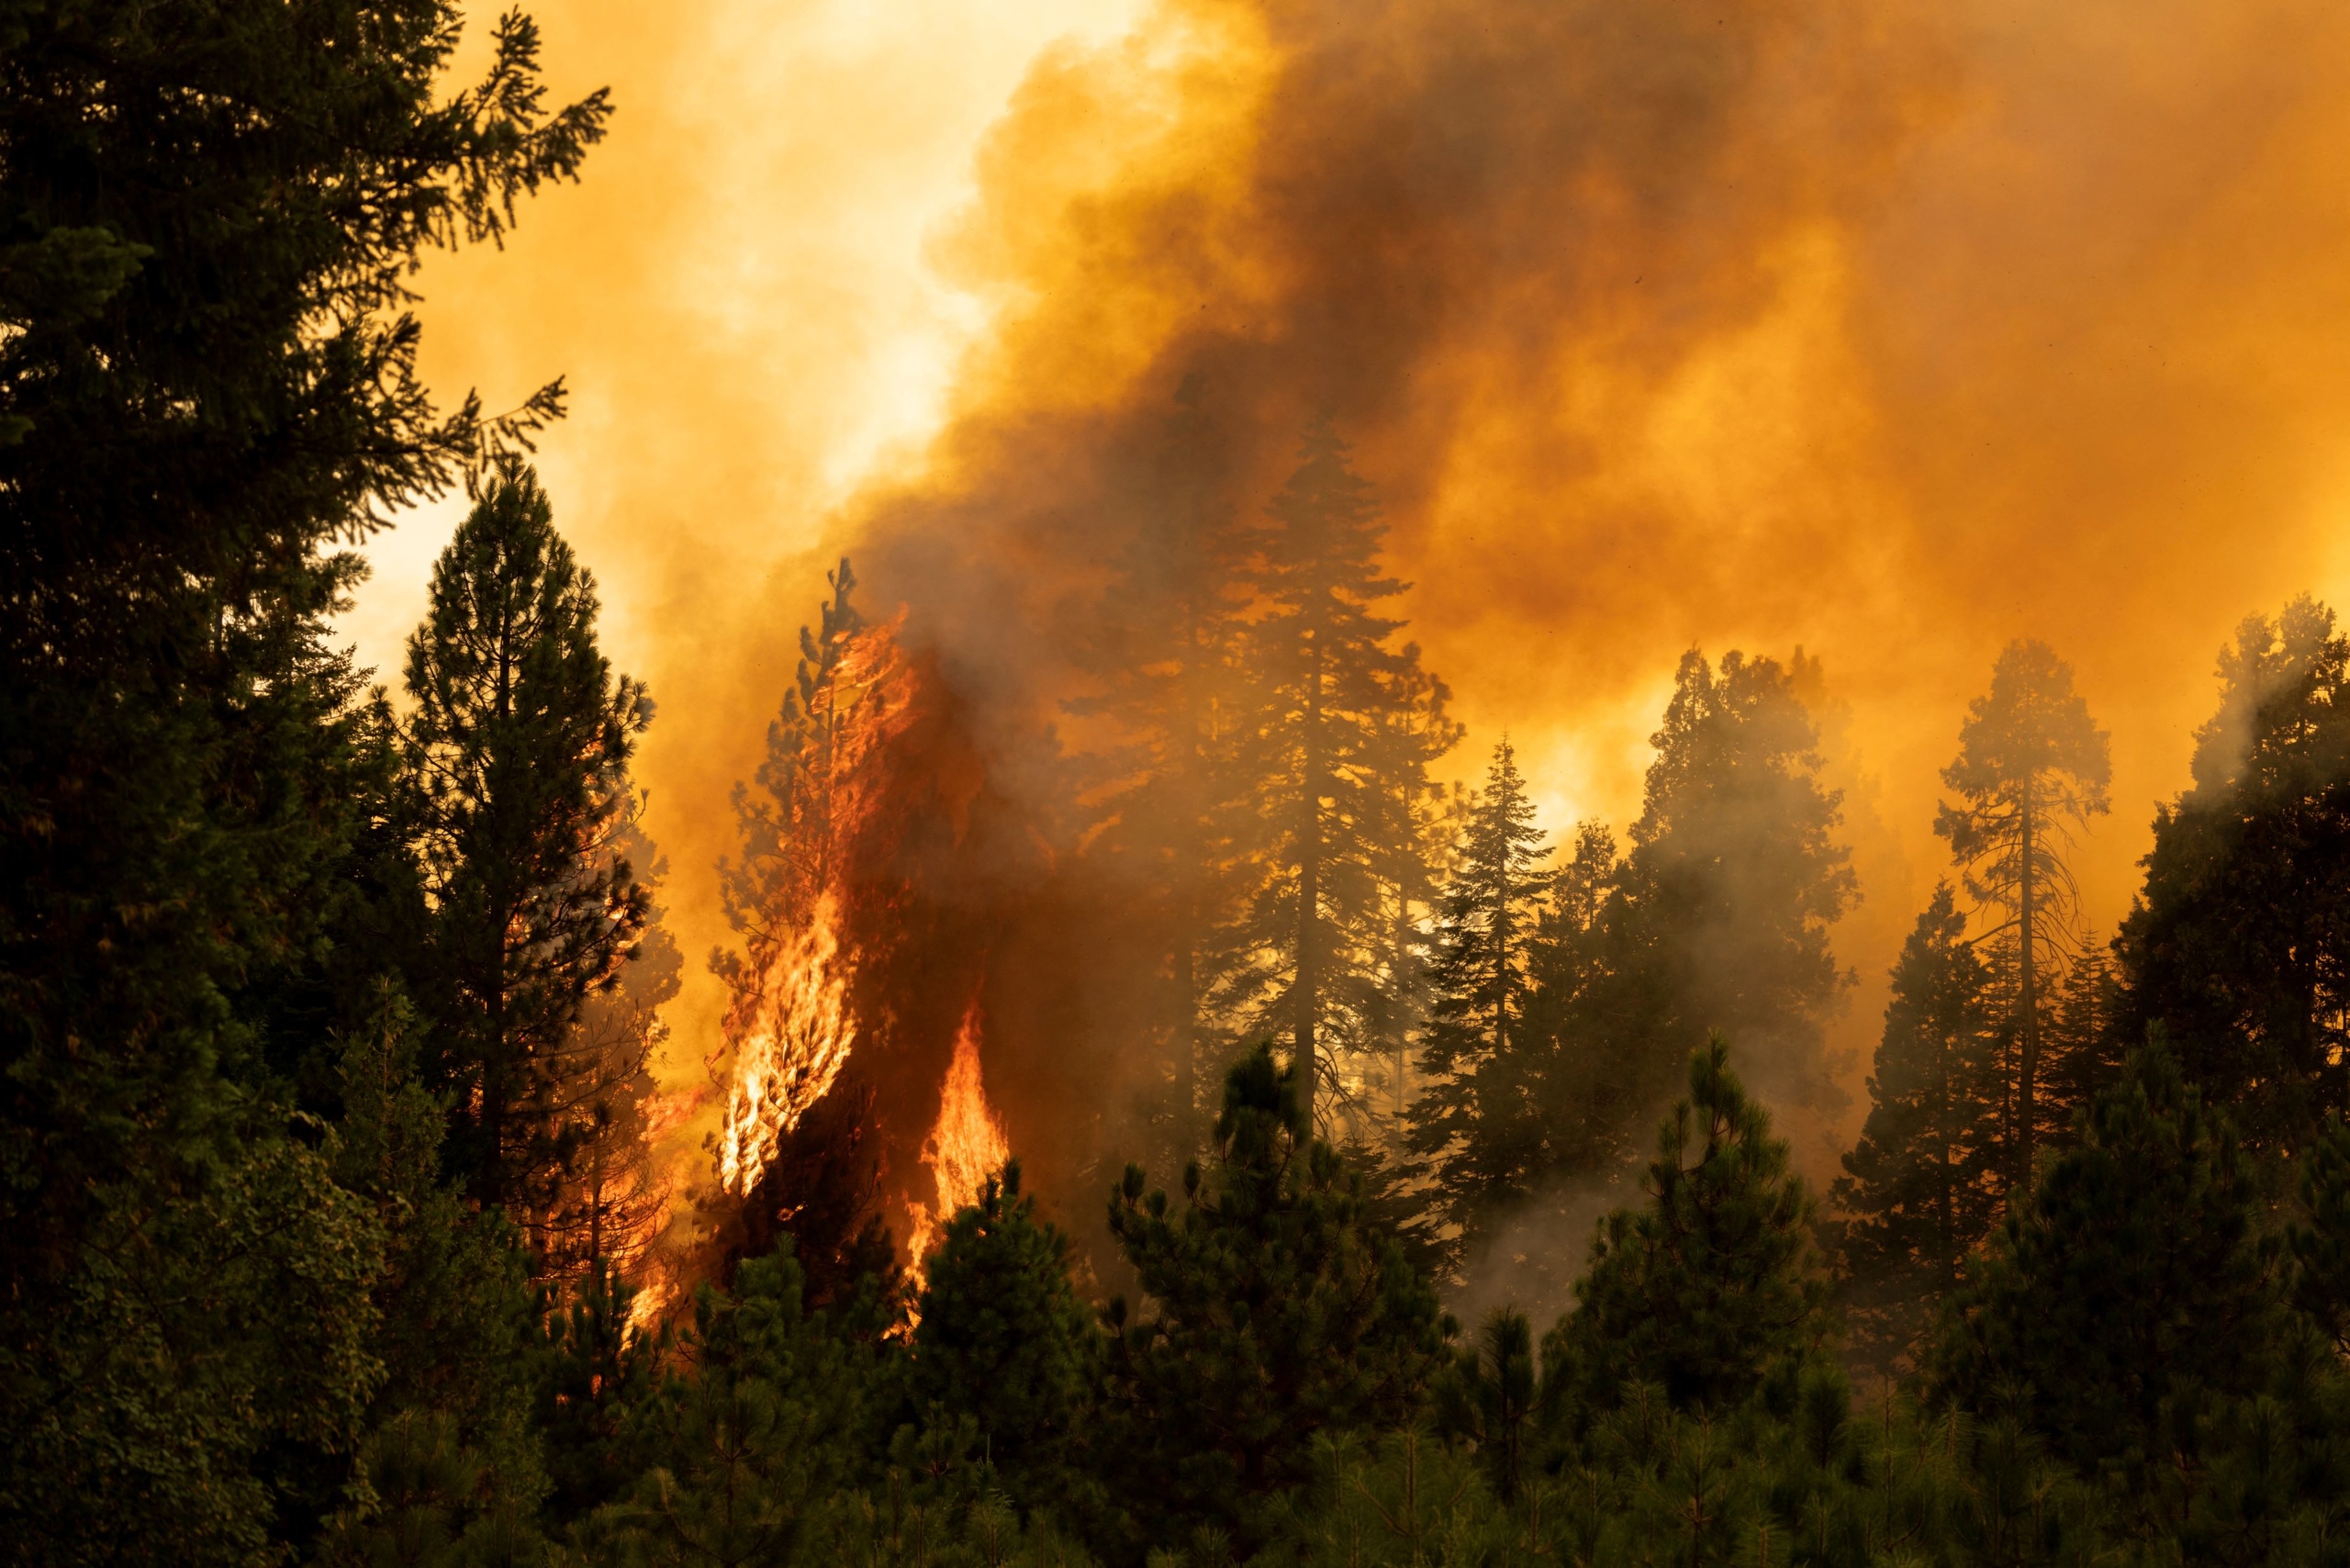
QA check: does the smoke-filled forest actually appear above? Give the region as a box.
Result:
[17,0,2350,1565]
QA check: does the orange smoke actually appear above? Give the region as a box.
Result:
[363,0,2350,1206]
[903,1003,1012,1283]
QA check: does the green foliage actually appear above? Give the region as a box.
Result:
[1928,1038,2287,1474]
[1548,1038,1829,1417]
[2121,597,2350,1152]
[404,463,652,1218]
[1832,885,2005,1372]
[588,1244,885,1566]
[1433,1310,1550,1504]
[1410,740,1554,1274]
[1096,1043,1448,1551]
[1220,420,1460,1122]
[1936,639,2111,1186]
[1612,650,1857,1121]
[537,1262,667,1527]
[2291,1115,2350,1359]
[913,1160,1096,1508]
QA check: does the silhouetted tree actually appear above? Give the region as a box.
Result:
[0,5,605,1556]
[1547,650,1852,1165]
[1409,739,1554,1270]
[1545,1037,1830,1415]
[1220,420,1456,1126]
[1936,639,2110,1185]
[1928,1038,2285,1477]
[1832,885,2003,1370]
[1067,386,1263,1156]
[404,464,651,1225]
[912,1159,1094,1511]
[1096,1043,1447,1551]
[2120,597,2350,1151]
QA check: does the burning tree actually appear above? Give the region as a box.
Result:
[711,561,1030,1291]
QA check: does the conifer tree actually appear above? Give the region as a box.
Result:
[1545,1037,1830,1415]
[595,1245,877,1566]
[2037,940,2121,1139]
[912,1159,1095,1509]
[721,556,869,951]
[1368,669,1460,1120]
[2121,597,2350,1150]
[1936,639,2110,1186]
[1831,885,2003,1369]
[542,823,680,1284]
[1927,1036,2284,1476]
[1097,1043,1447,1551]
[1592,650,1855,1131]
[1067,386,1262,1149]
[1222,420,1456,1126]
[0,8,606,1558]
[1408,739,1554,1267]
[403,464,651,1225]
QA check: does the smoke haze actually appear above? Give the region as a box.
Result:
[344,0,2350,1204]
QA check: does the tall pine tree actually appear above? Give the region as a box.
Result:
[1831,884,2003,1370]
[1067,385,1262,1156]
[2120,597,2350,1151]
[403,464,651,1231]
[720,556,869,954]
[1408,739,1553,1271]
[1937,639,2110,1186]
[1221,418,1455,1127]
[1596,649,1856,1133]
[0,7,606,1559]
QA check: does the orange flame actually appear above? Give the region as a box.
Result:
[903,1002,1010,1284]
[717,890,856,1193]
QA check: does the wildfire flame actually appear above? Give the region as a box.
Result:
[903,1002,1010,1283]
[717,890,856,1193]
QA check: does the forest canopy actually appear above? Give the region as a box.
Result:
[8,4,2350,1567]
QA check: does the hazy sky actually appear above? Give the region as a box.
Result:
[344,0,2350,1146]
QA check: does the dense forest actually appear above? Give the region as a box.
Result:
[12,4,2350,1567]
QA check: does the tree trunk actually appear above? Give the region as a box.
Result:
[2017,785,2041,1193]
[1297,632,1323,1126]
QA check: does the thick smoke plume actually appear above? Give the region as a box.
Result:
[370,0,2350,1265]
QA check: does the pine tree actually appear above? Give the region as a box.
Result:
[1221,420,1456,1127]
[2120,597,2350,1151]
[1831,885,2003,1370]
[1066,386,1261,1156]
[593,1244,878,1566]
[1927,1036,2285,1476]
[0,7,606,1558]
[721,556,870,952]
[1936,639,2111,1187]
[1408,739,1553,1270]
[2037,939,2121,1143]
[912,1159,1095,1510]
[1096,1043,1447,1551]
[1545,1037,1830,1416]
[1583,650,1855,1139]
[403,463,652,1227]
[541,819,680,1286]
